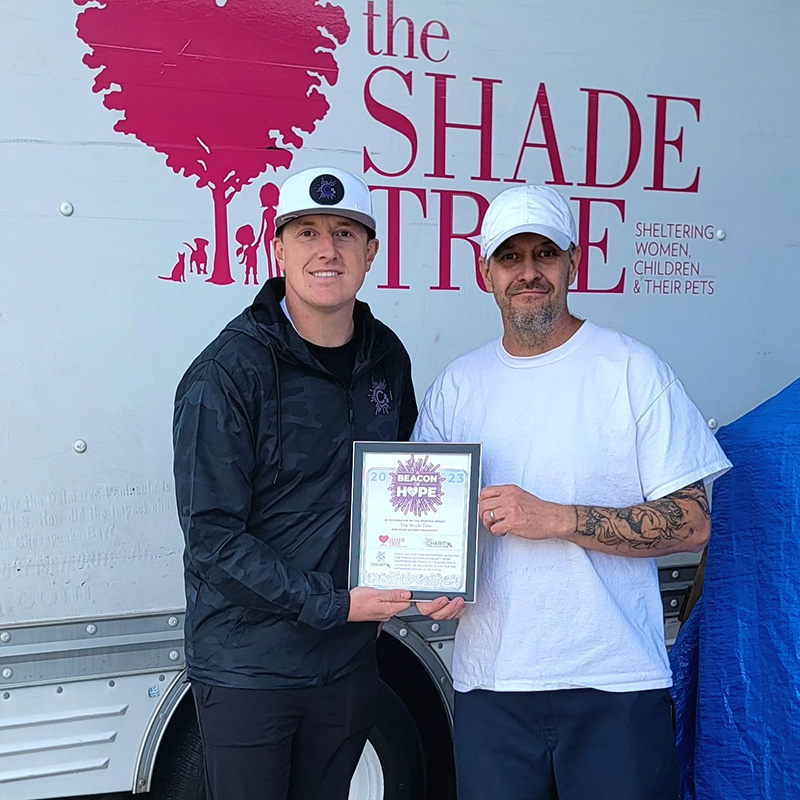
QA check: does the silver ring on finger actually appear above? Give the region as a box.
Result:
[489,509,495,522]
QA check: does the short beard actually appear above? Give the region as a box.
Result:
[503,298,560,349]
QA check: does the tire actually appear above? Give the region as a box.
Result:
[145,681,424,800]
[147,701,205,800]
[349,681,426,800]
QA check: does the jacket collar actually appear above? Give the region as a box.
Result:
[228,277,388,371]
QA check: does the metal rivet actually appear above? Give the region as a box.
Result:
[0,632,10,643]
[108,680,115,687]
[169,650,180,661]
[159,674,165,681]
[707,418,718,430]
[670,599,679,608]
[398,628,408,638]
[168,616,179,627]
[431,623,440,633]
[86,624,97,635]
[2,668,12,679]
[2,692,9,700]
[73,439,88,454]
[59,201,74,217]
[56,686,63,694]
[672,570,680,579]
[715,229,726,241]
[139,779,147,789]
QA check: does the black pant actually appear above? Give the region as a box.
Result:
[193,665,378,800]
[454,687,679,800]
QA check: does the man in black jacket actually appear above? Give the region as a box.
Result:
[173,167,417,800]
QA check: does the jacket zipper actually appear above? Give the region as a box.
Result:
[295,350,388,441]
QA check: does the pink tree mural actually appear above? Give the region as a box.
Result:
[75,0,350,284]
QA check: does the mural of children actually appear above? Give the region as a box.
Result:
[257,182,280,279]
[235,225,259,286]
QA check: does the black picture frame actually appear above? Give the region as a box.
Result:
[349,441,481,602]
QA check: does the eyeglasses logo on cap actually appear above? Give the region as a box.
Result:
[309,174,345,206]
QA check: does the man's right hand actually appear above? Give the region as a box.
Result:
[416,596,466,620]
[348,587,412,622]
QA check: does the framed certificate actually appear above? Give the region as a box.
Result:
[349,442,481,602]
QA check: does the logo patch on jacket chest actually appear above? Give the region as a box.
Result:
[368,379,392,415]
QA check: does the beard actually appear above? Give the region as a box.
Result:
[506,298,559,340]
[497,283,562,346]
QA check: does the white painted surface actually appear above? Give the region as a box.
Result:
[1,0,797,625]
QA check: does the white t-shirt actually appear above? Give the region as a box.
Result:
[412,321,731,693]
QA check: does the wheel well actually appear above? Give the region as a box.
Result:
[149,690,200,775]
[377,633,456,800]
[156,687,197,744]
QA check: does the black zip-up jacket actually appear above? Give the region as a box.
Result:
[173,278,417,689]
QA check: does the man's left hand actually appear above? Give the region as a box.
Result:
[479,484,573,541]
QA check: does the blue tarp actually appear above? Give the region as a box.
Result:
[670,377,800,800]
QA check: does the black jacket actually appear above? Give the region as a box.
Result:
[173,278,417,688]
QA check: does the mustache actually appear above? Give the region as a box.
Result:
[507,280,551,296]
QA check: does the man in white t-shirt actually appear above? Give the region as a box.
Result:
[412,185,731,800]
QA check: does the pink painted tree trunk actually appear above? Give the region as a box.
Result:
[210,184,233,285]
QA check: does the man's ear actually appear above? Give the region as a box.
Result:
[273,237,284,268]
[568,246,581,287]
[479,256,493,291]
[366,238,379,273]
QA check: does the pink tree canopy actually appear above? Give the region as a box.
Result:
[75,0,350,284]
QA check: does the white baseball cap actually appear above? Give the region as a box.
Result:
[275,167,376,234]
[481,185,577,260]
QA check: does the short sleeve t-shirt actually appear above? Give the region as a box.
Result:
[412,321,731,693]
[305,336,358,387]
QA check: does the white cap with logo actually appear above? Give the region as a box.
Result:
[275,167,376,234]
[481,185,577,260]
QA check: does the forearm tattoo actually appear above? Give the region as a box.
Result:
[574,481,709,551]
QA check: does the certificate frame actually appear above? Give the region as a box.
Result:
[349,441,481,602]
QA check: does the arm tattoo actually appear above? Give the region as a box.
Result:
[574,481,709,551]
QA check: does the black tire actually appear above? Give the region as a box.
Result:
[147,700,205,800]
[366,681,426,800]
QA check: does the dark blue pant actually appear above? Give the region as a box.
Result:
[454,687,679,800]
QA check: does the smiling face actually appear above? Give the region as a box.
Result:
[273,214,379,317]
[480,232,582,355]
